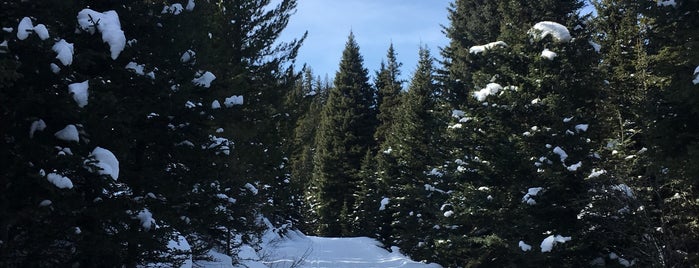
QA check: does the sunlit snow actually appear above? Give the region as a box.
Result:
[77,9,126,59]
[530,21,571,43]
[54,124,79,142]
[68,80,89,107]
[90,147,120,180]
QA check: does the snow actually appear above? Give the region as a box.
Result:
[162,4,184,15]
[518,241,532,252]
[522,187,543,205]
[68,80,89,107]
[589,41,601,53]
[469,41,507,54]
[52,39,74,66]
[553,146,568,163]
[77,9,126,60]
[90,147,120,180]
[211,100,221,109]
[693,65,699,85]
[567,161,582,171]
[195,250,233,267]
[55,124,79,142]
[186,0,196,11]
[50,63,61,73]
[575,124,589,132]
[224,95,244,107]
[180,49,195,63]
[136,208,155,231]
[451,109,465,118]
[166,235,193,268]
[530,21,571,43]
[443,210,454,217]
[39,200,52,207]
[125,62,145,75]
[244,183,258,195]
[192,71,216,88]
[17,17,33,40]
[379,197,390,211]
[540,235,571,252]
[262,230,442,267]
[47,173,74,189]
[207,135,231,155]
[541,48,557,60]
[29,119,47,138]
[473,83,503,102]
[587,169,606,179]
[657,0,676,7]
[33,24,49,40]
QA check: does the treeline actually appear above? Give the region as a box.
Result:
[2,0,698,267]
[291,0,699,267]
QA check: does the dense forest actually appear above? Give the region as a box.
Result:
[1,0,698,267]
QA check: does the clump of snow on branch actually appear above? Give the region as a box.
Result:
[180,49,196,63]
[89,147,120,180]
[17,17,50,41]
[469,41,507,54]
[186,0,196,11]
[522,187,543,205]
[518,241,532,252]
[68,80,89,107]
[224,95,243,107]
[47,173,74,189]
[473,83,503,102]
[541,48,557,60]
[530,21,571,43]
[52,39,74,66]
[657,0,676,7]
[211,100,221,109]
[162,4,184,15]
[540,235,571,252]
[206,135,231,155]
[77,9,126,60]
[693,66,699,85]
[379,197,390,211]
[29,119,47,138]
[575,124,589,132]
[192,71,216,88]
[553,146,568,163]
[244,183,258,195]
[136,208,155,231]
[55,124,79,142]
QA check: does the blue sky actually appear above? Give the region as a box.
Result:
[279,1,595,83]
[279,0,452,82]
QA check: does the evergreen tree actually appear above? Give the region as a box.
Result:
[374,44,404,145]
[640,0,699,265]
[381,47,444,261]
[307,32,375,236]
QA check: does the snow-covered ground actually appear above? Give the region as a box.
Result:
[260,230,442,268]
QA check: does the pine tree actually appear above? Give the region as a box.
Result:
[307,32,376,236]
[383,47,444,261]
[639,0,699,265]
[374,44,404,145]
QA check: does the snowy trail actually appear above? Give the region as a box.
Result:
[262,230,442,268]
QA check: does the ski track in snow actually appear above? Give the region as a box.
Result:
[262,230,442,268]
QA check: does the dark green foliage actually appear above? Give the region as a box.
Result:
[307,32,376,236]
[1,0,303,266]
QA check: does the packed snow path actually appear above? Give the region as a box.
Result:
[262,230,442,268]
